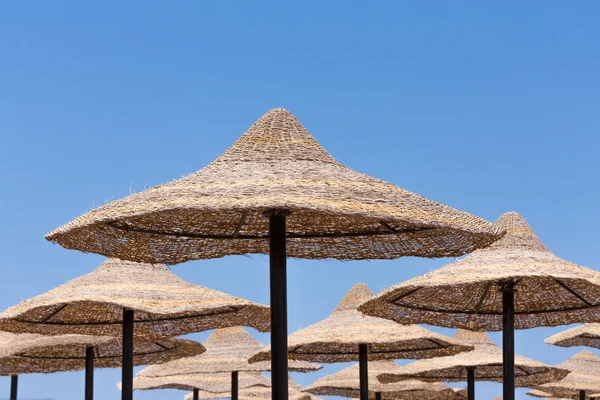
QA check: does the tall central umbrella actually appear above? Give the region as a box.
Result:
[137,326,321,399]
[303,359,466,400]
[360,212,600,400]
[377,329,568,400]
[535,351,600,400]
[0,258,269,400]
[250,283,472,400]
[45,107,503,400]
[0,331,204,400]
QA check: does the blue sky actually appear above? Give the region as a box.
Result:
[1,2,599,399]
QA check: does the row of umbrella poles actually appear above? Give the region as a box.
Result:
[8,106,596,400]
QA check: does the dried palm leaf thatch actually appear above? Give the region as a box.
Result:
[129,371,270,393]
[527,389,571,399]
[360,212,600,331]
[250,283,473,364]
[0,259,270,339]
[46,108,502,264]
[546,324,600,349]
[0,331,204,375]
[377,330,567,387]
[139,327,320,377]
[535,351,600,399]
[303,359,464,399]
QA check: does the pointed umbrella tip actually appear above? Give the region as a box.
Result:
[335,283,374,311]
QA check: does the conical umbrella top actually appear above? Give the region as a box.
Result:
[536,351,600,398]
[377,329,569,387]
[46,108,502,264]
[546,324,600,349]
[0,331,204,375]
[360,212,600,330]
[0,258,270,338]
[250,283,473,363]
[138,327,320,377]
[129,371,270,393]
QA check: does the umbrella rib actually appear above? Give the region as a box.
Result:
[15,347,170,360]
[473,282,492,313]
[40,304,69,322]
[290,345,446,356]
[232,211,248,239]
[554,279,593,306]
[390,301,594,315]
[389,287,422,303]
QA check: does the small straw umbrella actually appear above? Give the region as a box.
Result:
[0,331,204,400]
[546,324,600,349]
[250,283,473,400]
[45,107,503,400]
[360,212,600,400]
[303,359,466,400]
[376,329,568,400]
[535,351,600,400]
[137,326,321,400]
[527,389,570,399]
[0,258,269,400]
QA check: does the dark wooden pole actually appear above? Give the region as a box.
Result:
[467,367,475,400]
[269,210,289,400]
[85,346,95,400]
[231,371,239,400]
[10,375,17,400]
[193,388,199,400]
[122,308,134,400]
[501,281,515,400]
[580,390,586,400]
[375,392,382,400]
[359,343,368,400]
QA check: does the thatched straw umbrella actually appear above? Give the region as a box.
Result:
[303,359,465,400]
[250,283,472,400]
[535,351,600,400]
[527,389,570,399]
[0,258,269,400]
[44,107,503,400]
[137,327,320,400]
[360,212,600,400]
[376,329,568,400]
[0,331,204,400]
[546,324,600,349]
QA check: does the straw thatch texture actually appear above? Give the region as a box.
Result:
[0,331,204,376]
[183,377,322,400]
[250,283,473,364]
[0,259,270,338]
[377,329,568,387]
[46,108,502,264]
[536,351,600,399]
[303,359,464,400]
[527,389,570,399]
[546,324,600,349]
[360,212,600,331]
[139,327,320,377]
[131,371,270,392]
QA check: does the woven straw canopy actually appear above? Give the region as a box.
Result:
[377,329,568,387]
[130,371,270,393]
[139,327,320,377]
[527,389,570,399]
[46,108,502,263]
[360,212,600,331]
[0,258,269,338]
[0,331,204,376]
[303,359,464,400]
[250,283,472,363]
[536,351,600,399]
[546,324,600,349]
[183,377,322,400]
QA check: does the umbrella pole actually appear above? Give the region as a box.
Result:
[359,343,368,400]
[193,388,199,400]
[85,346,94,400]
[231,371,238,400]
[10,375,17,400]
[501,281,515,400]
[269,211,289,400]
[580,390,586,400]
[467,367,475,400]
[375,392,382,400]
[122,308,134,400]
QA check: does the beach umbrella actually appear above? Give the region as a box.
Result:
[547,324,600,349]
[527,389,570,399]
[535,351,600,400]
[303,359,466,400]
[376,329,568,400]
[0,258,269,400]
[360,212,600,400]
[250,283,473,400]
[137,326,321,400]
[0,331,204,400]
[45,107,502,400]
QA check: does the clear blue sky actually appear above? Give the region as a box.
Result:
[1,2,599,399]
